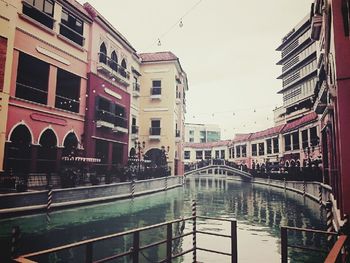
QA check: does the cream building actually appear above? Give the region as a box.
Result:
[137,52,188,175]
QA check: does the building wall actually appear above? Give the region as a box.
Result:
[185,123,221,143]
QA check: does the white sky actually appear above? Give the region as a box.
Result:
[80,0,313,139]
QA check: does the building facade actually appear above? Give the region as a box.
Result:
[4,0,91,174]
[185,123,221,143]
[184,140,230,164]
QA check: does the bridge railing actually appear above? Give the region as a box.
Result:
[324,235,348,263]
[14,207,237,263]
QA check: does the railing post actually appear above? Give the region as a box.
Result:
[166,222,172,262]
[281,227,288,263]
[86,243,93,263]
[192,200,197,263]
[132,231,140,263]
[231,220,237,263]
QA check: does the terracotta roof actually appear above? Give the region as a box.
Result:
[184,140,231,149]
[139,52,178,62]
[232,133,252,143]
[250,124,285,141]
[65,0,91,19]
[282,112,318,133]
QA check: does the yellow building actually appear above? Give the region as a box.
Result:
[138,52,188,175]
[0,1,17,172]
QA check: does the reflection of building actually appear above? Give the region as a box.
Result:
[4,0,91,174]
[83,4,138,171]
[311,0,350,226]
[135,52,188,175]
[185,123,221,143]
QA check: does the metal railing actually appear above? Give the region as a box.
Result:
[281,226,338,263]
[14,214,238,263]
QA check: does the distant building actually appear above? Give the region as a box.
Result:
[275,15,318,123]
[185,123,221,143]
[184,140,230,164]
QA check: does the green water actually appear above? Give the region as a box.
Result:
[0,176,327,262]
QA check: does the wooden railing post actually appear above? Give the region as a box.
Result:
[166,222,172,262]
[231,220,237,263]
[86,243,93,263]
[281,227,288,263]
[192,200,197,263]
[132,231,140,263]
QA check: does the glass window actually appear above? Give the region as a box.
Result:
[284,134,291,151]
[221,150,225,159]
[196,151,203,160]
[151,80,161,95]
[242,145,247,157]
[55,68,80,113]
[150,120,161,135]
[258,143,265,156]
[252,144,257,156]
[266,139,272,154]
[236,146,240,158]
[23,0,54,28]
[302,130,308,149]
[205,150,211,159]
[292,132,299,150]
[273,137,279,153]
[60,9,84,45]
[310,127,319,146]
[184,151,190,160]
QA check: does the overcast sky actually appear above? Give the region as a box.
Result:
[80,0,313,139]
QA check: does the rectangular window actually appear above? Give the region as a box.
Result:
[112,143,123,165]
[150,120,161,135]
[252,144,257,156]
[189,130,194,135]
[16,52,49,104]
[60,9,84,46]
[310,126,319,146]
[131,117,138,134]
[189,138,194,142]
[215,150,219,159]
[221,150,225,159]
[115,105,127,128]
[196,151,203,160]
[236,146,241,158]
[23,0,54,29]
[266,139,272,154]
[55,69,80,113]
[302,130,308,149]
[273,137,279,153]
[242,145,247,157]
[229,148,232,159]
[205,150,211,159]
[292,131,300,150]
[284,134,291,151]
[184,151,190,160]
[96,140,109,164]
[258,143,265,156]
[96,97,113,124]
[151,80,161,95]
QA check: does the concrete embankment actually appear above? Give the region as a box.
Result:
[0,176,183,216]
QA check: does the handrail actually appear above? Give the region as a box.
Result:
[324,235,348,263]
[15,214,238,263]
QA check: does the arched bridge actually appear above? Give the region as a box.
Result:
[184,164,252,181]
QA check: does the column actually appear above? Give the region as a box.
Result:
[47,66,57,108]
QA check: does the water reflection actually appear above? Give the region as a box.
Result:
[0,175,326,262]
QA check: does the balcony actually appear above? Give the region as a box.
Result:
[95,109,128,133]
[132,83,140,97]
[175,130,181,142]
[149,127,161,140]
[97,53,130,86]
[311,15,322,40]
[150,87,161,99]
[131,125,139,140]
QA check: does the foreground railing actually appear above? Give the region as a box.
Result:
[324,235,348,263]
[14,213,237,263]
[281,226,338,263]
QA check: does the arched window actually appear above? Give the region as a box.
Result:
[120,59,127,78]
[62,132,78,158]
[6,125,32,174]
[99,42,107,64]
[37,129,57,173]
[110,51,118,71]
[121,59,126,69]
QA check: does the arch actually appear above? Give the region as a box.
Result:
[99,42,107,64]
[129,147,136,157]
[8,121,34,144]
[285,161,290,167]
[290,159,296,167]
[110,51,118,71]
[62,130,80,148]
[296,160,301,167]
[144,148,167,167]
[37,128,58,173]
[121,58,127,69]
[62,131,79,157]
[38,127,59,147]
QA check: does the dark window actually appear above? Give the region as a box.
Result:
[258,143,265,156]
[236,146,241,158]
[55,69,80,113]
[96,97,114,124]
[266,139,272,154]
[205,150,211,159]
[119,59,128,78]
[62,132,78,157]
[37,129,57,173]
[242,145,247,157]
[16,52,49,104]
[302,130,309,149]
[184,151,190,160]
[115,105,127,128]
[23,0,54,29]
[196,151,203,160]
[292,131,300,150]
[342,0,350,36]
[110,51,118,71]
[112,143,123,165]
[60,9,84,46]
[150,120,161,135]
[131,117,138,134]
[221,150,225,159]
[310,126,319,146]
[284,134,291,151]
[252,144,257,156]
[215,150,219,159]
[273,137,279,153]
[99,42,107,64]
[96,140,108,164]
[151,80,161,95]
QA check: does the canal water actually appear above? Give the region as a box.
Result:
[0,175,327,262]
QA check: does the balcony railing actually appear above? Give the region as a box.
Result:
[22,1,55,29]
[151,87,161,96]
[97,53,130,80]
[16,82,48,105]
[55,94,79,113]
[95,109,127,130]
[149,127,161,136]
[131,125,139,134]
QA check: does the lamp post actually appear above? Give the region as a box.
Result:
[134,141,145,179]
